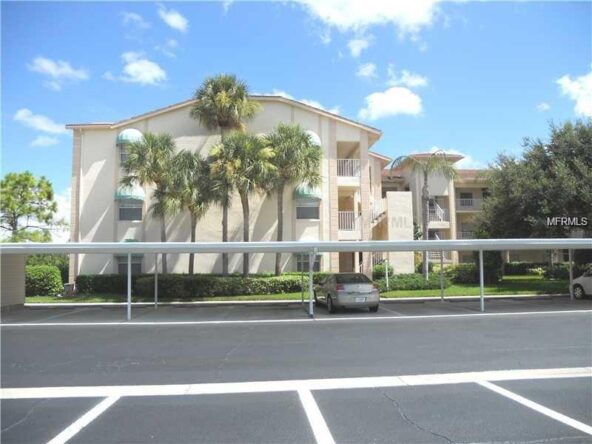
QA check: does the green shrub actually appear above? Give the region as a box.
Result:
[76,273,151,294]
[445,263,478,284]
[26,253,69,284]
[134,274,307,299]
[528,267,546,276]
[473,251,503,284]
[374,273,450,292]
[372,263,393,280]
[504,261,547,275]
[415,261,434,274]
[26,265,63,296]
[542,263,590,280]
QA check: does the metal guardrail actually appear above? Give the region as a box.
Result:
[1,239,590,254]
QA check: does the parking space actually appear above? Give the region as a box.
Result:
[2,372,591,443]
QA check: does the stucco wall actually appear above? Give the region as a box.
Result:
[1,255,26,308]
[386,192,415,274]
[74,100,377,275]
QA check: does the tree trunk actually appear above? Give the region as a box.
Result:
[240,192,250,277]
[222,203,229,276]
[274,183,285,276]
[422,170,429,281]
[160,215,168,274]
[189,213,197,275]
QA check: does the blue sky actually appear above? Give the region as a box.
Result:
[2,0,591,223]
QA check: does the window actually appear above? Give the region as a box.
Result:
[295,254,321,272]
[117,256,142,275]
[119,145,128,164]
[119,201,142,221]
[296,206,320,219]
[335,273,371,284]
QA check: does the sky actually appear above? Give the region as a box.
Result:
[2,0,591,236]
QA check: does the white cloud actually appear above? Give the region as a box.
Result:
[157,4,188,32]
[356,62,377,78]
[122,12,150,29]
[348,35,372,58]
[358,86,422,120]
[320,29,332,45]
[387,64,428,88]
[557,69,592,117]
[14,109,67,134]
[427,146,487,169]
[31,135,59,147]
[51,187,71,243]
[536,102,550,112]
[155,38,178,58]
[28,57,89,90]
[297,0,440,36]
[105,52,167,86]
[257,89,340,114]
[222,0,233,14]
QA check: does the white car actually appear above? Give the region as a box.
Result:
[573,269,592,299]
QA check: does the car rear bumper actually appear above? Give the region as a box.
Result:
[334,292,380,307]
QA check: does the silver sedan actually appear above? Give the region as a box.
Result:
[314,273,380,313]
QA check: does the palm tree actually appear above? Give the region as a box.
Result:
[171,151,212,274]
[209,131,275,277]
[190,74,261,275]
[121,132,176,274]
[264,124,322,275]
[388,151,458,280]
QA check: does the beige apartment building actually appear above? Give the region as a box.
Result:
[67,95,415,281]
[382,154,546,264]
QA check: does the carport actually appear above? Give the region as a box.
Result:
[1,238,591,320]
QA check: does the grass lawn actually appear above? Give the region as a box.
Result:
[26,275,568,304]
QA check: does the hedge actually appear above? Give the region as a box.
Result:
[444,263,479,284]
[135,274,306,299]
[26,253,69,284]
[504,262,547,275]
[76,274,152,294]
[26,265,63,296]
[543,263,591,280]
[374,273,450,292]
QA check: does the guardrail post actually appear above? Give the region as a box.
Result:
[127,253,132,321]
[479,249,485,312]
[154,253,159,309]
[568,249,574,301]
[385,256,390,291]
[440,252,444,301]
[308,250,315,318]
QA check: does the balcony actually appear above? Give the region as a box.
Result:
[456,198,483,211]
[337,159,361,187]
[338,211,361,240]
[458,230,475,239]
[428,251,452,261]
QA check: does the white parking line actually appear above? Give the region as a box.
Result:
[2,309,590,328]
[298,389,335,444]
[478,381,592,436]
[2,367,590,400]
[46,396,120,444]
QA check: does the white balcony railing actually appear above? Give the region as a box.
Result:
[428,251,452,261]
[458,230,475,239]
[338,211,360,231]
[428,209,449,222]
[337,159,361,177]
[456,198,483,210]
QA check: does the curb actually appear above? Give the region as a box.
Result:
[24,293,570,308]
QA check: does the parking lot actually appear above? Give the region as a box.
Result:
[2,297,591,443]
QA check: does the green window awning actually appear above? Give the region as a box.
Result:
[116,128,143,145]
[114,185,145,201]
[293,184,322,201]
